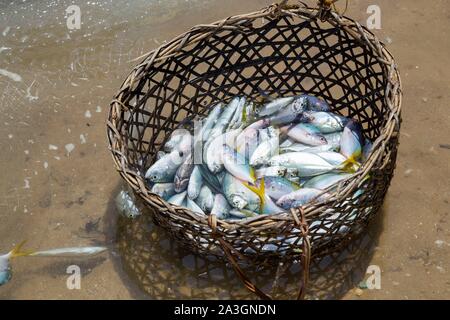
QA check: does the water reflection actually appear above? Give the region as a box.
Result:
[114,192,383,300]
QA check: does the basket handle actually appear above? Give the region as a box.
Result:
[208,207,311,300]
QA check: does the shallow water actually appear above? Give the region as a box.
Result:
[0,0,449,299]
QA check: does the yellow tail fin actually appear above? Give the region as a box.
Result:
[10,240,34,258]
[244,178,265,214]
[339,156,360,173]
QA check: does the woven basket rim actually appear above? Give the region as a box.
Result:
[107,3,402,230]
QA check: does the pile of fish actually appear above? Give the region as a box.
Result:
[145,95,372,220]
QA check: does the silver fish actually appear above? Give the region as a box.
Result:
[229,97,246,129]
[285,176,303,184]
[266,96,311,125]
[283,123,328,146]
[217,170,226,184]
[222,173,260,211]
[303,94,331,112]
[187,166,203,200]
[323,132,343,146]
[205,128,243,173]
[211,194,231,219]
[174,154,194,192]
[316,151,347,166]
[304,111,348,133]
[280,142,338,154]
[195,185,214,212]
[151,183,176,200]
[29,247,107,257]
[175,133,193,156]
[230,209,259,219]
[261,195,284,215]
[145,150,187,183]
[258,97,294,117]
[258,126,278,142]
[186,198,206,215]
[340,120,364,161]
[0,243,20,286]
[255,166,287,179]
[0,242,107,286]
[269,152,336,177]
[250,136,280,167]
[222,145,256,184]
[157,151,166,160]
[280,138,295,148]
[208,100,240,140]
[277,188,330,209]
[198,164,222,194]
[236,118,270,151]
[115,190,141,219]
[303,173,351,190]
[261,176,300,201]
[285,167,299,179]
[168,191,187,206]
[199,103,224,141]
[164,128,189,152]
[192,103,223,163]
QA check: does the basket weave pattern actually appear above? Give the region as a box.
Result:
[107,4,402,263]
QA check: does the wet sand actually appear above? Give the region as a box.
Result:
[0,0,449,299]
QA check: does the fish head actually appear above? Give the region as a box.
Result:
[0,254,12,286]
[231,195,248,210]
[306,96,330,112]
[276,167,287,176]
[146,169,164,183]
[174,177,189,193]
[209,163,223,174]
[299,111,315,122]
[276,196,293,210]
[317,135,328,145]
[0,269,12,286]
[292,96,308,113]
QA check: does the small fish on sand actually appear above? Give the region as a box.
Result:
[1,241,107,286]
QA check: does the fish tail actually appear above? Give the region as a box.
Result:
[250,167,256,183]
[10,240,34,258]
[339,156,360,173]
[242,104,247,123]
[244,178,266,213]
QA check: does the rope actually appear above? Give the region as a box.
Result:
[292,207,311,300]
[208,209,311,300]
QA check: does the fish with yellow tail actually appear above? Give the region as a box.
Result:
[244,178,285,215]
[0,241,107,286]
[339,120,364,172]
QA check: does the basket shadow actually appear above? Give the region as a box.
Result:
[106,183,386,300]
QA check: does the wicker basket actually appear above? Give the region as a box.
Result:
[107,1,402,299]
